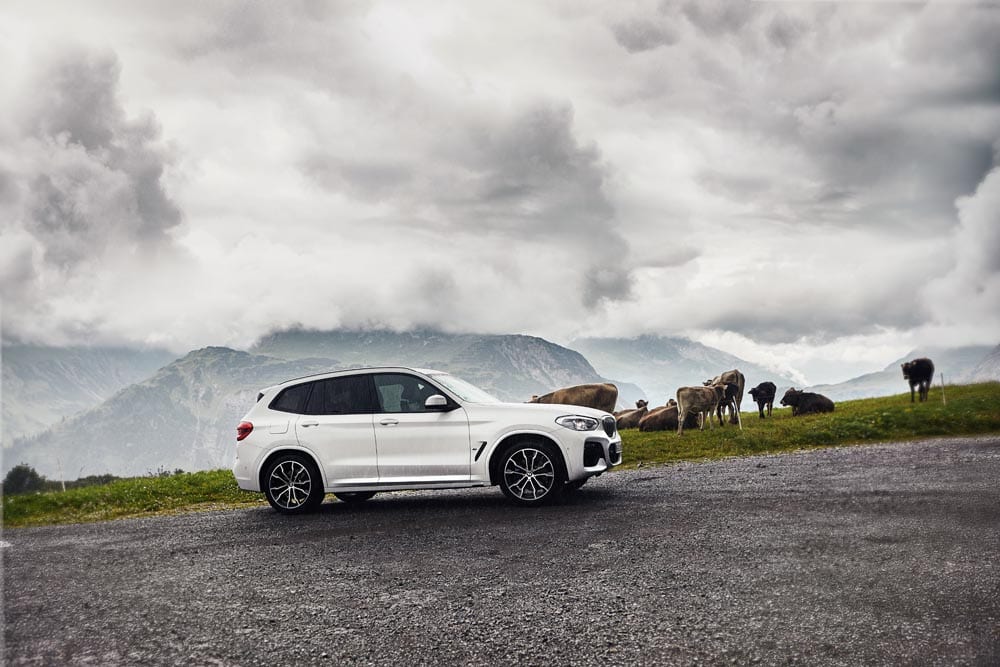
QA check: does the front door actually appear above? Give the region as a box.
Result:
[371,373,471,484]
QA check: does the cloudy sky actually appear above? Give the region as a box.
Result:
[1,0,998,384]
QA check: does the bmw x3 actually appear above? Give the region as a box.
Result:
[233,367,622,514]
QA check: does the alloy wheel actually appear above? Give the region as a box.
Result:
[268,459,314,510]
[503,447,556,501]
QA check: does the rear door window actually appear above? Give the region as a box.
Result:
[304,374,375,415]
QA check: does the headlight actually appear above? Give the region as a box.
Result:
[555,415,600,431]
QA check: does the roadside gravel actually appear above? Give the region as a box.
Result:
[4,436,999,665]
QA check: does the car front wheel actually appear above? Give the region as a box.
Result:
[264,454,325,514]
[498,441,564,506]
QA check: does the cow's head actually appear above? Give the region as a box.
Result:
[748,387,759,399]
[780,388,801,406]
[901,361,913,379]
[636,399,648,409]
[528,395,540,403]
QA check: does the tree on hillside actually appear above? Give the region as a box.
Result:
[3,463,47,494]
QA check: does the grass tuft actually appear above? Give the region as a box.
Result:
[3,469,264,528]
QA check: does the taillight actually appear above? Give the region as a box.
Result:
[236,421,253,442]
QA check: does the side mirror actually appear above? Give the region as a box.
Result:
[424,394,451,411]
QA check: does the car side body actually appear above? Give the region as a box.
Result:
[233,367,622,513]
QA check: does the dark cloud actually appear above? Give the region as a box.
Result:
[300,155,414,201]
[766,13,807,50]
[681,1,759,36]
[611,18,679,53]
[21,50,181,257]
[0,47,182,342]
[299,100,634,308]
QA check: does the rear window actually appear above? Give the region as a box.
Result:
[270,383,313,414]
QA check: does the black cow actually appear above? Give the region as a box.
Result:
[748,382,777,418]
[901,358,934,402]
[780,388,834,416]
[713,382,741,426]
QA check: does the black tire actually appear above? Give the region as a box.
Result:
[263,454,325,515]
[334,491,377,503]
[498,440,565,506]
[565,478,588,492]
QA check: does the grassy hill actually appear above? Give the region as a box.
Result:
[5,383,998,528]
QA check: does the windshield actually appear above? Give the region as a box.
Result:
[429,372,501,404]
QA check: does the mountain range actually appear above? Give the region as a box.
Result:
[3,330,998,478]
[2,344,174,447]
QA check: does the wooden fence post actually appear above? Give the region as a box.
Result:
[940,373,946,406]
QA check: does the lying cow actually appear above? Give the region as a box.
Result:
[638,401,699,432]
[704,369,745,425]
[529,382,618,414]
[902,358,934,402]
[615,400,649,429]
[676,385,726,435]
[779,388,834,416]
[748,381,777,419]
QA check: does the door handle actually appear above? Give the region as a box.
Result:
[379,418,399,426]
[300,420,319,427]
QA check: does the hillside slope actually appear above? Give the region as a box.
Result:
[806,345,996,401]
[2,344,175,446]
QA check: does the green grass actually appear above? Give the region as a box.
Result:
[622,382,1000,467]
[2,469,265,528]
[4,383,999,528]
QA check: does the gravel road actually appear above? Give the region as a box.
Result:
[4,436,999,666]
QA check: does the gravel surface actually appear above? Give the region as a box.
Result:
[4,436,1000,666]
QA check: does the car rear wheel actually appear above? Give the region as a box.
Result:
[334,491,377,503]
[498,441,564,506]
[264,454,325,514]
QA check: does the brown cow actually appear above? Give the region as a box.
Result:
[704,369,745,425]
[676,385,726,435]
[615,400,649,429]
[638,401,699,432]
[529,383,618,414]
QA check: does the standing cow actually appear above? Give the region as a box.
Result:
[901,358,934,402]
[748,382,777,419]
[780,388,834,416]
[529,383,618,414]
[676,385,726,435]
[704,369,745,425]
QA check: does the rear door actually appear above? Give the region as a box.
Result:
[291,375,378,487]
[371,373,472,484]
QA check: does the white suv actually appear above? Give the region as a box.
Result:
[233,367,622,514]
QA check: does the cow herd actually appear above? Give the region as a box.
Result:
[527,357,936,435]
